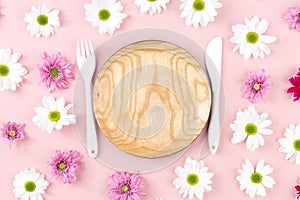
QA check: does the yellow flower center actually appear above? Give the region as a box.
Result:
[186,173,199,186]
[253,83,260,91]
[120,184,130,193]
[250,172,262,184]
[98,9,111,21]
[48,111,61,122]
[0,64,9,77]
[58,162,67,170]
[245,123,257,136]
[193,0,205,11]
[246,32,259,44]
[293,139,300,151]
[50,68,59,78]
[24,181,36,192]
[37,14,48,26]
[9,130,16,137]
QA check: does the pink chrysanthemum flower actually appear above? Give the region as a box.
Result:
[295,185,300,199]
[37,52,75,92]
[287,68,300,102]
[0,122,25,148]
[242,69,271,103]
[108,171,146,200]
[284,7,300,32]
[48,150,81,184]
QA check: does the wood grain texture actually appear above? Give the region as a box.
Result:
[93,41,211,158]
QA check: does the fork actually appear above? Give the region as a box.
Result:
[76,40,98,158]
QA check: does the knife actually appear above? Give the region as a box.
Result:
[205,36,223,155]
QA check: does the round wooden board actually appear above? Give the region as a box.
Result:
[93,40,211,158]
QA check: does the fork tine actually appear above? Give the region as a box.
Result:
[88,40,94,54]
[84,40,90,57]
[80,40,85,58]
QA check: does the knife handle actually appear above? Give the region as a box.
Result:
[208,90,220,155]
[85,81,98,158]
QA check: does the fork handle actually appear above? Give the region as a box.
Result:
[85,81,98,158]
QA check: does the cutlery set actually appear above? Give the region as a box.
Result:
[76,36,222,159]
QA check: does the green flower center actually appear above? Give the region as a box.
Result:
[58,162,67,170]
[293,139,300,151]
[98,9,111,21]
[148,0,156,2]
[253,83,260,90]
[193,0,205,11]
[120,184,130,193]
[250,172,262,184]
[245,123,257,136]
[24,181,36,192]
[50,68,59,78]
[0,64,9,77]
[48,111,61,122]
[8,130,16,137]
[37,14,48,26]
[186,173,199,186]
[246,32,259,44]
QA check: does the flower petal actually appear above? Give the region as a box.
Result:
[260,35,277,44]
[255,19,269,34]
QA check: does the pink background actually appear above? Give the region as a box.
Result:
[1,0,300,199]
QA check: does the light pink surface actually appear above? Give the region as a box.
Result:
[1,0,300,199]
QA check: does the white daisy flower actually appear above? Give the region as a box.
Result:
[173,157,213,200]
[180,0,223,28]
[32,96,76,134]
[0,48,27,91]
[230,105,273,151]
[13,168,49,200]
[236,159,275,199]
[230,16,277,59]
[278,124,300,164]
[24,3,60,37]
[134,0,170,16]
[84,0,127,35]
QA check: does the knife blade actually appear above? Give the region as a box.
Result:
[205,36,222,155]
